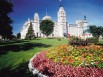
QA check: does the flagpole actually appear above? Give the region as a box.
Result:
[46,9,47,16]
[59,0,62,7]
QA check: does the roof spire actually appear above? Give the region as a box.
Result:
[59,0,63,7]
[46,9,47,16]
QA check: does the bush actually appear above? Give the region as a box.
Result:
[69,40,88,46]
[69,36,88,46]
[87,37,98,44]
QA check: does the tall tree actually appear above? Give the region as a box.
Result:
[40,20,54,37]
[26,22,35,39]
[87,25,103,38]
[16,33,21,39]
[0,0,13,40]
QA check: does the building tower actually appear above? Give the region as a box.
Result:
[33,12,40,37]
[57,1,67,37]
[58,5,66,23]
[34,12,39,22]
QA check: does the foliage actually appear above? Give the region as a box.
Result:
[87,25,103,38]
[0,38,103,76]
[0,0,13,40]
[46,45,103,68]
[26,22,35,39]
[87,37,98,44]
[96,40,103,45]
[69,36,88,46]
[11,35,16,40]
[40,20,54,37]
[16,33,21,39]
[32,50,103,77]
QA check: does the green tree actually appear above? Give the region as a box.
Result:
[0,0,13,40]
[26,22,35,39]
[16,33,21,39]
[87,25,103,39]
[11,34,16,40]
[40,20,54,37]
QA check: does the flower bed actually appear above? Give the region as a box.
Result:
[46,45,103,67]
[29,44,103,77]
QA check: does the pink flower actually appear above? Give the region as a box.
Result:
[94,62,99,65]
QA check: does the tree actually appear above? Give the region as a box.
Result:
[40,20,54,37]
[16,33,21,39]
[11,34,16,40]
[0,0,13,40]
[26,22,35,39]
[87,25,103,39]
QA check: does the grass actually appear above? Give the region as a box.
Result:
[97,40,103,45]
[0,38,68,77]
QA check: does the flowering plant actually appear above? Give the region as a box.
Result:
[30,43,103,77]
[31,48,103,77]
[46,44,103,68]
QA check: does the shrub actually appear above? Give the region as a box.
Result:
[69,36,88,46]
[87,37,98,44]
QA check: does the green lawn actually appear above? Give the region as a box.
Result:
[0,38,68,77]
[98,40,103,45]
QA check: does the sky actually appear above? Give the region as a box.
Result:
[9,0,103,35]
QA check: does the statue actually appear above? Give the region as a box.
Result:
[84,15,86,20]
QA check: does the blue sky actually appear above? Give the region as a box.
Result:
[9,0,103,34]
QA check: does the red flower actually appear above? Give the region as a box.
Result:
[68,58,73,63]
